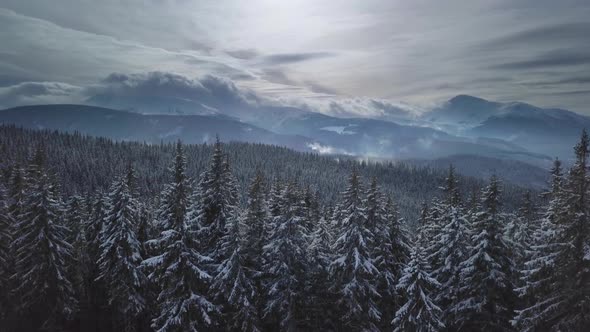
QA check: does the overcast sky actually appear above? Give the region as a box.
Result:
[0,0,589,113]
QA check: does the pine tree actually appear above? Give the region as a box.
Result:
[393,237,444,332]
[97,167,147,330]
[514,159,565,331]
[432,206,470,329]
[85,191,111,332]
[516,131,590,330]
[12,168,76,330]
[0,182,11,321]
[366,178,409,329]
[453,176,516,331]
[330,169,380,331]
[192,137,239,262]
[428,166,470,329]
[262,181,309,331]
[306,209,334,330]
[4,167,26,329]
[506,191,537,267]
[211,212,260,332]
[242,172,268,322]
[143,142,216,331]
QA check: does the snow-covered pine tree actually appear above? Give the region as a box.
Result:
[383,196,412,302]
[432,205,470,329]
[306,207,334,330]
[143,141,216,332]
[242,172,268,320]
[393,232,444,332]
[262,180,309,331]
[97,166,147,331]
[366,178,399,330]
[513,158,566,331]
[12,164,76,331]
[516,130,590,330]
[63,195,90,323]
[330,169,381,331]
[453,175,516,331]
[427,165,470,329]
[4,167,26,329]
[211,211,260,332]
[0,182,11,321]
[191,137,239,262]
[84,191,111,332]
[303,185,321,237]
[506,191,537,267]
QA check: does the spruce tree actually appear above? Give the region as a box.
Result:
[514,158,566,331]
[306,209,334,330]
[97,167,147,330]
[454,176,516,331]
[211,212,260,332]
[262,181,309,331]
[143,142,215,331]
[0,183,11,321]
[12,168,76,330]
[517,131,590,330]
[330,169,380,331]
[428,165,470,329]
[242,172,268,322]
[192,137,239,262]
[393,238,444,332]
[366,178,408,329]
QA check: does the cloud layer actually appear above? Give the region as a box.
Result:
[0,1,589,112]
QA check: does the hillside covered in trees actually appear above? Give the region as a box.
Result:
[0,126,589,331]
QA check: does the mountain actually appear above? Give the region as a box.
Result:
[424,95,590,160]
[422,95,503,129]
[0,104,314,150]
[1,104,553,166]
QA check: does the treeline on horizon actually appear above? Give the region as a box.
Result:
[0,127,589,331]
[0,125,529,221]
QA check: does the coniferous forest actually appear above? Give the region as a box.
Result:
[0,125,590,332]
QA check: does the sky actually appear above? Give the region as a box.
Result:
[0,0,589,113]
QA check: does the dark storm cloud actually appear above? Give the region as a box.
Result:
[260,52,336,66]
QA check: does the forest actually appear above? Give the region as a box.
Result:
[0,125,589,331]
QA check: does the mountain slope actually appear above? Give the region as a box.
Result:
[1,104,551,164]
[0,104,314,150]
[424,95,590,160]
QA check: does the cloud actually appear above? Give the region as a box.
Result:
[479,22,590,49]
[491,50,590,70]
[225,49,259,60]
[0,81,83,108]
[259,52,336,66]
[86,71,261,114]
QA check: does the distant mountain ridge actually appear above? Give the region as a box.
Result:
[421,95,590,160]
[0,104,314,151]
[0,104,552,166]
